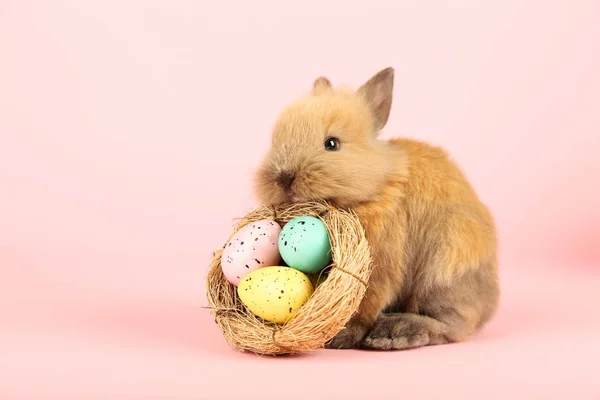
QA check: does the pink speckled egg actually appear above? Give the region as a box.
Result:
[220,219,282,286]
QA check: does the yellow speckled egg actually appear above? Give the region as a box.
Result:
[237,266,314,324]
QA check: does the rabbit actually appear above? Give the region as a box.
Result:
[253,67,499,350]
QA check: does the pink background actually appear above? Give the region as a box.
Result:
[1,0,599,399]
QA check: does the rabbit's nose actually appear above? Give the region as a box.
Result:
[276,171,295,189]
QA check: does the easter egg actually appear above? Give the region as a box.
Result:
[278,216,332,274]
[237,266,314,324]
[221,219,282,286]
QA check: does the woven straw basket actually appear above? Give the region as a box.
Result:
[206,201,374,355]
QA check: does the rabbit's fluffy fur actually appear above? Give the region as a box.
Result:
[253,68,499,350]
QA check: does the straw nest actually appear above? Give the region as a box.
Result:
[206,200,374,355]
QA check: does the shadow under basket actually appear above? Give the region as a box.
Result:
[206,200,374,355]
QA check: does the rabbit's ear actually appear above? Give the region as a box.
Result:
[357,67,395,132]
[311,76,332,96]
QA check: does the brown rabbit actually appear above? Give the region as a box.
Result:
[253,67,499,350]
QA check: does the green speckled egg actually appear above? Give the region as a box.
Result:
[278,216,332,274]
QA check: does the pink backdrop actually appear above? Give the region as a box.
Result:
[1,1,599,399]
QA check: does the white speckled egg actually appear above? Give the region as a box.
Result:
[221,219,282,286]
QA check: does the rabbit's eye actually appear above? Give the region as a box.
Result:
[324,137,340,151]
